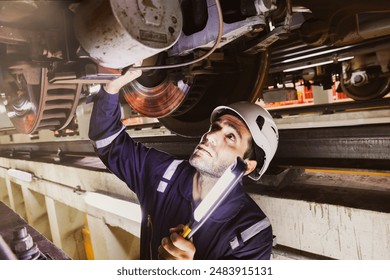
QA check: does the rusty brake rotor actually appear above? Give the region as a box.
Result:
[121,79,189,118]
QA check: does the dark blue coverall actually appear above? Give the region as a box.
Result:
[88,88,273,259]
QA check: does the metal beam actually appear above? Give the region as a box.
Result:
[0,124,390,170]
[274,123,390,170]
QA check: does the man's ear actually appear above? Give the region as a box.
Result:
[244,159,257,176]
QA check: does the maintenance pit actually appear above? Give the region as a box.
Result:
[1,93,389,260]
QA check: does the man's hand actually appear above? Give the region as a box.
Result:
[103,61,143,94]
[158,224,196,260]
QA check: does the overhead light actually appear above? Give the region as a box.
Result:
[283,56,354,72]
[292,6,312,13]
[282,45,352,63]
[7,169,34,182]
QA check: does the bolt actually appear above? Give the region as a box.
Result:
[351,71,368,86]
[353,75,363,84]
[11,227,34,254]
[13,227,27,239]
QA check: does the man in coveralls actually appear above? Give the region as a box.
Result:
[88,68,279,260]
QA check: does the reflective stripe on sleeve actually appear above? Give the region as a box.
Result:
[157,181,168,193]
[229,237,240,250]
[157,159,183,193]
[241,217,271,243]
[93,125,126,149]
[230,217,271,250]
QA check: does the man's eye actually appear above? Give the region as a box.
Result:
[226,134,236,141]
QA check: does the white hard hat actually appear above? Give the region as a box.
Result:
[211,101,279,180]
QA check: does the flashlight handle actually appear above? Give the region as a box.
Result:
[180,224,192,239]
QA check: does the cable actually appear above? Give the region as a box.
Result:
[128,0,224,71]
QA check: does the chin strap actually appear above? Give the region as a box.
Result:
[249,146,266,181]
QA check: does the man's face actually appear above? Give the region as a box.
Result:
[189,114,252,177]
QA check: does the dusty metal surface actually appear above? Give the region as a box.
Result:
[0,201,71,260]
[74,0,182,68]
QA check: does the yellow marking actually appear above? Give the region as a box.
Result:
[305,168,390,177]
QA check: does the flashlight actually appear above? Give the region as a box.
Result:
[181,157,247,239]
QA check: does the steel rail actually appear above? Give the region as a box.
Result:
[268,97,390,118]
[1,123,389,171]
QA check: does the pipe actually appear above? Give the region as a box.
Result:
[0,235,17,260]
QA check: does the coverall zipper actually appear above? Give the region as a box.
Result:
[147,214,153,259]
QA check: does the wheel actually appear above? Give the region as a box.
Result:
[3,66,82,134]
[2,68,40,134]
[122,51,270,138]
[340,65,389,101]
